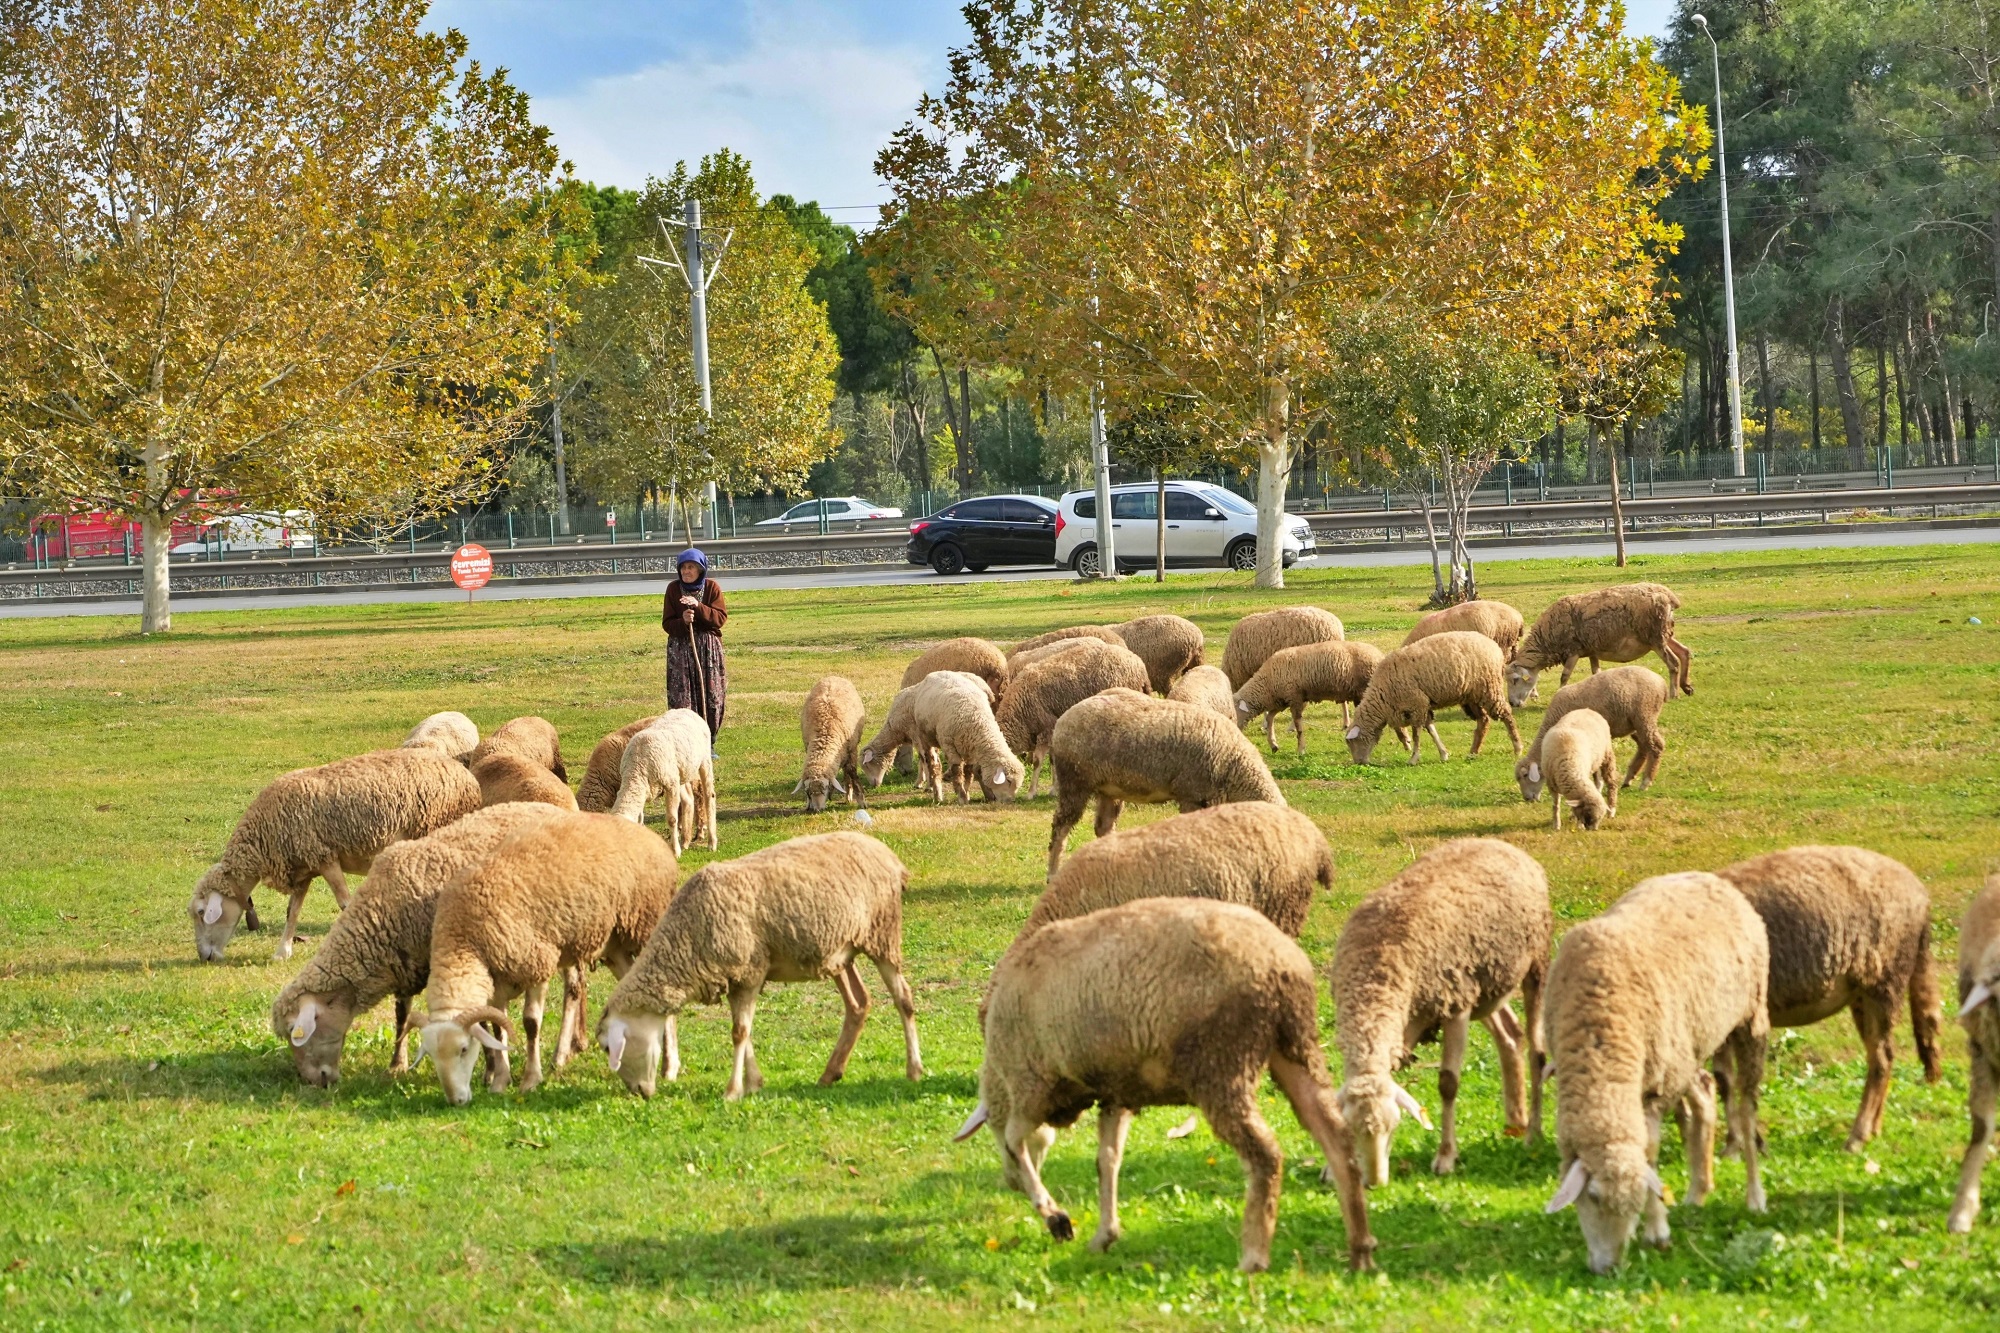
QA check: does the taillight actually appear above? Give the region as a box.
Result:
[909,521,929,535]
[1054,512,1066,538]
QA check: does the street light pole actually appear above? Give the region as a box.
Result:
[683,199,720,539]
[1693,13,1747,478]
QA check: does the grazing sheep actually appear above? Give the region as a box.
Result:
[1168,663,1238,721]
[959,897,1376,1273]
[470,750,578,811]
[1538,709,1617,831]
[1949,872,2000,1233]
[1234,639,1387,755]
[1008,624,1125,664]
[796,676,867,813]
[996,639,1151,799]
[413,811,678,1104]
[1025,802,1330,939]
[1006,636,1100,674]
[1113,614,1206,694]
[270,803,567,1086]
[1045,688,1284,878]
[599,832,922,1101]
[401,711,479,758]
[1344,631,1521,765]
[1715,846,1942,1153]
[611,711,716,853]
[1543,872,1769,1274]
[1221,606,1344,689]
[858,683,930,790]
[190,748,483,963]
[908,671,1023,804]
[1334,839,1550,1184]
[466,715,567,782]
[576,717,661,813]
[896,638,1009,776]
[1515,667,1670,801]
[1403,600,1525,658]
[1507,582,1692,707]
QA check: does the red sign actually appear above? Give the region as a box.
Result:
[450,543,493,591]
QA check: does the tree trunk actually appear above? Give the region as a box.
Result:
[1808,344,1821,452]
[1825,298,1867,467]
[549,334,572,536]
[1154,467,1166,583]
[959,364,976,488]
[1254,375,1290,590]
[1416,486,1445,599]
[140,509,172,634]
[1756,335,1774,454]
[1608,421,1628,567]
[1875,339,1890,452]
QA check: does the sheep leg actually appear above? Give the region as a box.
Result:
[1422,722,1448,765]
[1047,775,1089,879]
[702,764,719,850]
[517,978,548,1092]
[1712,1057,1739,1156]
[1551,792,1563,831]
[322,863,352,911]
[1482,1002,1529,1138]
[1005,1116,1072,1241]
[1663,633,1694,695]
[845,748,867,809]
[1948,1038,1996,1233]
[1092,794,1124,838]
[275,887,308,961]
[1683,1070,1719,1206]
[1267,1053,1375,1272]
[1262,711,1279,753]
[1342,701,1353,728]
[242,893,261,932]
[1520,968,1548,1139]
[1500,709,1523,757]
[725,981,763,1101]
[1203,1092,1284,1273]
[1557,657,1578,685]
[874,956,925,1081]
[1089,1105,1134,1253]
[1026,745,1047,801]
[1290,704,1307,756]
[820,962,873,1086]
[1848,992,1897,1151]
[1432,1012,1470,1175]
[1641,1102,1671,1250]
[1469,715,1490,756]
[1599,752,1619,818]
[389,994,416,1074]
[1725,1025,1767,1212]
[554,965,587,1068]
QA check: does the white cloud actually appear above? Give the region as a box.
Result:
[533,3,934,217]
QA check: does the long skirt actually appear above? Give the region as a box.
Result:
[666,632,727,741]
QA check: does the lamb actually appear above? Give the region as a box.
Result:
[1343,630,1521,765]
[796,676,868,813]
[1507,582,1692,706]
[1112,614,1206,694]
[1514,666,1670,801]
[189,748,483,963]
[1714,846,1941,1153]
[858,674,995,792]
[412,811,678,1105]
[1537,709,1617,831]
[465,715,567,782]
[896,638,1009,776]
[1024,802,1330,939]
[270,802,567,1085]
[598,832,923,1101]
[1333,838,1551,1185]
[1949,872,2000,1233]
[908,671,1023,804]
[1233,639,1386,755]
[995,639,1151,798]
[957,897,1375,1273]
[610,711,717,853]
[576,717,661,812]
[1221,606,1344,689]
[1007,624,1124,664]
[470,750,578,811]
[401,711,479,758]
[1166,664,1237,721]
[1045,688,1284,878]
[1542,871,1769,1274]
[1402,599,1525,658]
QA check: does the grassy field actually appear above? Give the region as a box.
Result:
[2,544,1998,1331]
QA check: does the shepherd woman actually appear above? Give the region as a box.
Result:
[663,547,727,748]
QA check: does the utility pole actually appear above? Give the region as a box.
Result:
[640,200,734,540]
[1693,13,1747,478]
[1090,385,1115,577]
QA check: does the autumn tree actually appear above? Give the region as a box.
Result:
[1105,404,1214,582]
[0,0,583,631]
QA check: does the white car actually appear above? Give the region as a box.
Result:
[754,496,904,526]
[169,510,317,556]
[1052,481,1316,576]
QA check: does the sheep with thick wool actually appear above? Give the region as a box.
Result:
[190,748,482,963]
[1334,838,1550,1186]
[1045,688,1284,878]
[599,832,922,1101]
[1537,709,1617,831]
[401,711,479,759]
[1008,624,1124,664]
[908,671,1023,804]
[576,717,660,813]
[413,811,677,1105]
[1167,664,1237,721]
[1515,666,1670,802]
[1344,631,1521,765]
[1006,636,1100,674]
[858,674,994,792]
[1403,600,1525,657]
[1024,802,1329,940]
[610,711,716,853]
[1113,614,1206,694]
[1715,846,1941,1153]
[1234,639,1387,755]
[896,638,1009,776]
[959,897,1375,1273]
[1221,606,1343,689]
[470,750,578,811]
[796,676,868,813]
[1949,872,2000,1233]
[1542,871,1769,1274]
[270,803,568,1086]
[465,715,567,782]
[995,639,1151,799]
[1507,582,1692,706]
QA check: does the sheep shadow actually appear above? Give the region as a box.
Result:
[539,1211,983,1292]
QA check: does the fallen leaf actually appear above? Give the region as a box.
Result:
[334,1180,356,1197]
[285,1233,304,1246]
[1901,1257,1919,1271]
[512,1138,547,1151]
[1864,1159,1882,1175]
[6,1258,27,1272]
[95,803,112,812]
[845,1164,860,1177]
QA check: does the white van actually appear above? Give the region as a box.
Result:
[1052,482,1316,576]
[170,510,317,556]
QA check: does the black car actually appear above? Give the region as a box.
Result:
[906,494,1059,575]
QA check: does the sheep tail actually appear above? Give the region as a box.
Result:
[1910,919,1944,1084]
[1274,972,1332,1085]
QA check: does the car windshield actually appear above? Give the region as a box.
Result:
[1199,486,1256,516]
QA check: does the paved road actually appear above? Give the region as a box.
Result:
[3,524,1995,620]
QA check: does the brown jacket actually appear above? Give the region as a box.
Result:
[663,578,727,640]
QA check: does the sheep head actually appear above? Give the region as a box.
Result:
[599,1009,673,1099]
[858,745,895,788]
[1336,1074,1432,1188]
[275,992,355,1088]
[188,879,247,963]
[797,774,844,814]
[974,757,1025,805]
[1544,1150,1665,1274]
[1514,754,1546,802]
[1343,724,1380,766]
[415,1008,515,1106]
[1505,661,1541,708]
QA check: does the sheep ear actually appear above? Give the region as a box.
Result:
[1391,1083,1434,1130]
[203,892,225,925]
[1644,1166,1668,1200]
[1963,982,1994,1018]
[860,748,876,765]
[952,1100,990,1142]
[1344,726,1361,740]
[1527,761,1541,783]
[470,1023,507,1052]
[991,769,1008,786]
[604,1019,627,1070]
[290,1000,318,1047]
[792,778,804,794]
[1545,1159,1589,1213]
[832,776,847,795]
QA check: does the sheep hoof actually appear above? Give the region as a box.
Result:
[1087,1228,1119,1253]
[272,942,294,961]
[906,1062,926,1082]
[1431,1152,1457,1176]
[1237,1252,1270,1274]
[818,1069,844,1086]
[1045,1211,1075,1242]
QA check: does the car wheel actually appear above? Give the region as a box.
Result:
[966,563,990,573]
[1070,544,1101,578]
[1227,539,1257,571]
[930,544,967,576]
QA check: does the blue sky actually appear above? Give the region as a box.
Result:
[430,0,1680,221]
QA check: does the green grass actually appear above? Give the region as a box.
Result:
[2,545,1998,1330]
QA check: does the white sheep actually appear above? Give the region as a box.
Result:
[609,711,716,853]
[908,671,1023,803]
[1950,872,2000,1233]
[1233,639,1386,755]
[896,637,1009,776]
[1514,666,1670,801]
[1221,606,1344,689]
[796,676,867,813]
[1167,664,1237,721]
[1538,708,1617,831]
[401,711,479,758]
[1507,582,1692,706]
[1343,630,1520,765]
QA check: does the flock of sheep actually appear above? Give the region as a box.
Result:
[181,580,2000,1278]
